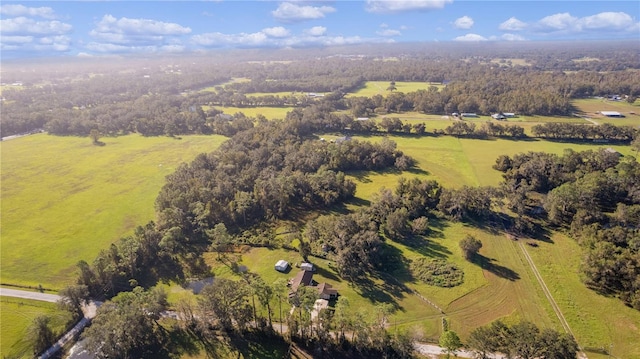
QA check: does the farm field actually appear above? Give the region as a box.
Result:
[0,297,72,359]
[347,135,634,194]
[573,98,640,127]
[203,105,294,120]
[0,133,227,289]
[346,81,444,98]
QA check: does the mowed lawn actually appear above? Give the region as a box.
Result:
[1,133,227,289]
[1,297,71,359]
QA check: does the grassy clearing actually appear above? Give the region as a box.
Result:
[346,81,444,98]
[0,297,71,359]
[526,233,640,359]
[0,133,227,289]
[204,105,293,120]
[489,58,531,67]
[573,97,640,113]
[199,77,251,92]
[243,91,315,97]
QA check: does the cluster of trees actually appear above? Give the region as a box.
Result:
[466,320,578,359]
[444,121,526,138]
[154,113,411,250]
[495,149,640,309]
[532,122,637,142]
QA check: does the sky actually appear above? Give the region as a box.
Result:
[1,1,639,59]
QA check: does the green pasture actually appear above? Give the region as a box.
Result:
[197,219,563,342]
[0,297,71,359]
[527,233,640,359]
[199,77,250,92]
[204,105,293,120]
[573,97,640,114]
[0,133,227,289]
[347,135,634,194]
[242,91,314,97]
[346,81,444,98]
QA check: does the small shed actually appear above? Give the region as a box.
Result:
[275,260,289,272]
[300,262,314,272]
[600,111,624,118]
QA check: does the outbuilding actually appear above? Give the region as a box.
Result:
[275,260,290,272]
[300,262,314,272]
[600,111,624,118]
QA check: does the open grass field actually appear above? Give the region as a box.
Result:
[345,81,444,98]
[203,105,294,120]
[526,233,640,359]
[0,297,71,359]
[573,98,640,127]
[199,77,251,92]
[3,128,639,357]
[0,133,227,289]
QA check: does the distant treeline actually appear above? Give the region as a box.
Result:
[2,43,639,137]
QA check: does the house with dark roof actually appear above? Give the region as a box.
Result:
[288,270,339,300]
[289,270,314,293]
[317,283,338,300]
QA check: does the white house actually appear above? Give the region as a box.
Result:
[275,260,289,272]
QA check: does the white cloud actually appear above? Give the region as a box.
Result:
[305,26,327,36]
[579,12,636,31]
[192,32,269,47]
[0,17,72,35]
[1,34,70,52]
[192,28,390,49]
[499,17,527,31]
[453,33,488,41]
[92,15,191,37]
[262,26,290,38]
[0,4,57,19]
[454,16,474,30]
[377,29,401,37]
[272,2,336,22]
[366,0,452,13]
[501,33,526,41]
[536,12,578,31]
[532,11,639,34]
[86,15,191,53]
[0,35,34,45]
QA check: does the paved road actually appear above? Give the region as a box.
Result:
[0,287,61,302]
[1,287,100,359]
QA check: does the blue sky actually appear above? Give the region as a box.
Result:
[1,1,638,58]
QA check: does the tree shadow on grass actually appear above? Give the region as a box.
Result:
[227,330,289,359]
[401,235,451,259]
[472,254,520,281]
[164,327,202,358]
[315,264,341,282]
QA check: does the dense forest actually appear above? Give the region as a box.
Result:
[1,41,639,138]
